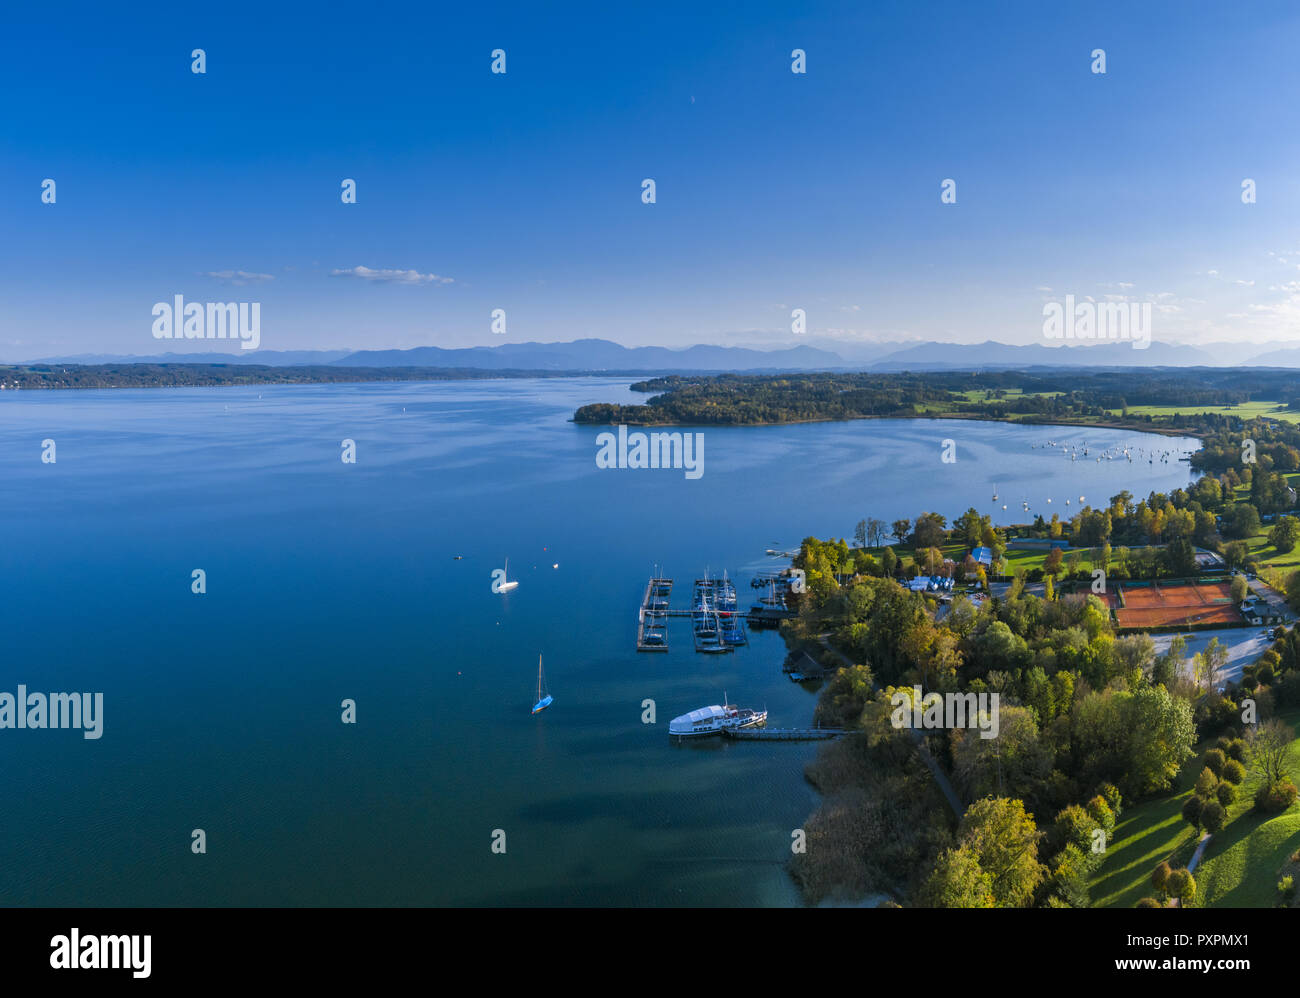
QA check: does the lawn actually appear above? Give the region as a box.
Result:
[1091,707,1300,908]
[1187,708,1300,907]
[1108,401,1300,425]
[1242,526,1300,574]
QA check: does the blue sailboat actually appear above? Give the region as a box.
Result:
[531,654,553,714]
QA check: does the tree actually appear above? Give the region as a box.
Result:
[1115,633,1156,678]
[1201,637,1228,691]
[854,519,868,548]
[957,797,1044,908]
[1164,537,1198,578]
[892,518,912,545]
[918,846,995,908]
[814,664,876,729]
[951,706,1051,803]
[1222,504,1261,540]
[1181,794,1204,831]
[1223,540,1250,571]
[1203,748,1226,777]
[1192,653,1212,692]
[1123,686,1198,796]
[1270,515,1299,554]
[1152,635,1186,688]
[1247,717,1291,784]
[1044,547,1064,576]
[1166,868,1196,903]
[867,518,888,549]
[1151,861,1171,899]
[1230,574,1249,603]
[1201,800,1226,833]
[954,507,990,548]
[913,512,948,549]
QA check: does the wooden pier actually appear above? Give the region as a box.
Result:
[638,573,753,653]
[722,726,847,741]
[637,578,672,652]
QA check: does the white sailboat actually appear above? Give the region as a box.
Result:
[498,557,519,593]
[531,654,553,714]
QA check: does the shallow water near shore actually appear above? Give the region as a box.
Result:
[0,377,1198,905]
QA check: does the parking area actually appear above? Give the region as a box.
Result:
[1150,626,1275,686]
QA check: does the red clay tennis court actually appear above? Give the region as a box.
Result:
[1111,580,1243,629]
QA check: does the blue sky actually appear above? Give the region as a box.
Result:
[2,0,1298,359]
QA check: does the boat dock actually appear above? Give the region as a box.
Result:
[721,726,847,741]
[636,577,673,652]
[691,574,748,653]
[636,572,754,653]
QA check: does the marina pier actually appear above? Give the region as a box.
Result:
[721,726,847,741]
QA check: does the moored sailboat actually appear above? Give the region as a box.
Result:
[531,654,553,714]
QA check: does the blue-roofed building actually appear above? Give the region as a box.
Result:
[971,546,993,566]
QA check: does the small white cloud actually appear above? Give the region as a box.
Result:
[204,270,275,286]
[331,266,453,286]
[1035,286,1052,292]
[1235,279,1255,287]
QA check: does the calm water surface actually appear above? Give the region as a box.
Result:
[0,378,1198,905]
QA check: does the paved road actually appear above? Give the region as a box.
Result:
[1151,627,1273,685]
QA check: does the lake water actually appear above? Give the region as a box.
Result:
[0,377,1198,905]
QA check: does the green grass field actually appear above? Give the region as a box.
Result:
[1109,401,1300,424]
[1092,707,1300,908]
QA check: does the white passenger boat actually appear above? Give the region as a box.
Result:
[669,697,767,738]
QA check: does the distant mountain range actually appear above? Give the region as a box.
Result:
[17,337,1300,372]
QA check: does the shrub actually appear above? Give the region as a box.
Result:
[1277,672,1300,708]
[1052,805,1102,864]
[1221,759,1246,785]
[1166,868,1196,902]
[1279,876,1295,901]
[1201,800,1227,834]
[1194,767,1218,798]
[1225,738,1247,763]
[1195,696,1239,738]
[1181,795,1204,830]
[1151,861,1171,896]
[1098,782,1123,815]
[1255,780,1299,814]
[1050,843,1093,908]
[1086,795,1116,835]
[1216,782,1237,808]
[1136,897,1162,908]
[1203,748,1226,777]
